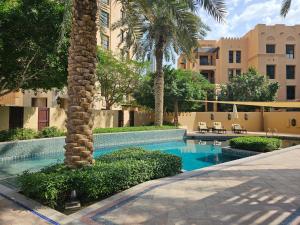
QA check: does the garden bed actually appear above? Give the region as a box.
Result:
[18,148,182,212]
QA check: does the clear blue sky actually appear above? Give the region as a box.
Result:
[199,0,300,39]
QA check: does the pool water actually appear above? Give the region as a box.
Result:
[0,140,242,180]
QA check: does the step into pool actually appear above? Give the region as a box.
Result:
[0,140,243,180]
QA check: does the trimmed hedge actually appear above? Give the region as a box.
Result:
[229,136,281,152]
[93,125,177,134]
[0,128,38,142]
[18,148,181,210]
[38,127,66,138]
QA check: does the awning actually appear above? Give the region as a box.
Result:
[188,100,300,108]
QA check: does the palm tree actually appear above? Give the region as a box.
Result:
[281,0,292,17]
[115,0,226,126]
[64,0,98,168]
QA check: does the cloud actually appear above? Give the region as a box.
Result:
[199,0,300,40]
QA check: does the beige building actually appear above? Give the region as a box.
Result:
[0,0,123,109]
[178,24,300,101]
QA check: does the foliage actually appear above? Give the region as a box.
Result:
[93,126,177,134]
[96,48,144,109]
[229,136,282,152]
[281,0,291,17]
[0,128,38,142]
[218,68,280,111]
[18,148,182,209]
[38,127,65,138]
[0,0,69,96]
[134,67,214,112]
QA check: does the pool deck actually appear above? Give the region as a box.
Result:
[1,144,300,225]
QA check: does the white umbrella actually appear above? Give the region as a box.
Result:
[232,104,239,120]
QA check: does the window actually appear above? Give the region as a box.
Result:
[100,0,109,4]
[266,65,275,79]
[286,45,295,59]
[200,56,209,65]
[228,69,234,80]
[266,44,275,53]
[229,51,234,63]
[236,51,241,63]
[286,65,295,79]
[101,11,109,28]
[236,69,241,75]
[101,35,109,49]
[286,86,296,100]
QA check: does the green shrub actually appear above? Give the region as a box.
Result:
[18,148,181,210]
[38,127,65,138]
[93,125,177,134]
[229,136,281,152]
[0,128,38,142]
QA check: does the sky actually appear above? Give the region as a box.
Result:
[198,0,300,40]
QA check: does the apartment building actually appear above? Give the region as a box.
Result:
[0,0,123,109]
[178,24,300,101]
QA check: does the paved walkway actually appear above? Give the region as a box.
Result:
[1,145,300,225]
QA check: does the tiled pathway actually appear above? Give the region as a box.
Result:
[1,145,300,225]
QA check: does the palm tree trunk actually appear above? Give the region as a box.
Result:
[64,0,98,168]
[154,37,164,126]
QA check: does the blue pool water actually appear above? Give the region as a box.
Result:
[0,140,242,180]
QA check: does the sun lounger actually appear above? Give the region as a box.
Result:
[198,122,209,133]
[213,122,226,134]
[232,124,247,134]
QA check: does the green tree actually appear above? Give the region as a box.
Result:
[96,49,144,110]
[0,0,68,97]
[134,67,214,123]
[218,68,280,110]
[281,0,292,17]
[115,0,226,126]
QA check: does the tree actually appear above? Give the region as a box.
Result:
[115,0,226,126]
[218,68,280,110]
[134,67,214,123]
[96,48,144,110]
[281,0,292,17]
[0,0,68,97]
[64,0,98,168]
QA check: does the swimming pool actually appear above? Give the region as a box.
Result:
[0,139,242,180]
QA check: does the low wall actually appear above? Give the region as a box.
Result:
[165,112,263,132]
[264,112,300,134]
[0,129,185,161]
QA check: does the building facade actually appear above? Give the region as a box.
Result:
[0,0,123,109]
[178,24,300,101]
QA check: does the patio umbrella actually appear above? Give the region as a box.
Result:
[232,104,239,121]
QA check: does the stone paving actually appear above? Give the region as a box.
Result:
[1,145,300,225]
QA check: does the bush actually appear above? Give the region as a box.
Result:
[0,128,38,142]
[229,136,281,152]
[38,127,65,138]
[18,148,181,210]
[93,125,177,134]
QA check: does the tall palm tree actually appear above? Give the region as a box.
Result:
[281,0,292,17]
[115,0,226,126]
[64,0,98,168]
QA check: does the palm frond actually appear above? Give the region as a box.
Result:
[195,0,226,22]
[281,0,291,17]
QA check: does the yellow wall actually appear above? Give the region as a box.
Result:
[49,107,67,131]
[264,112,300,134]
[165,112,263,132]
[93,110,119,129]
[0,107,9,130]
[23,107,38,130]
